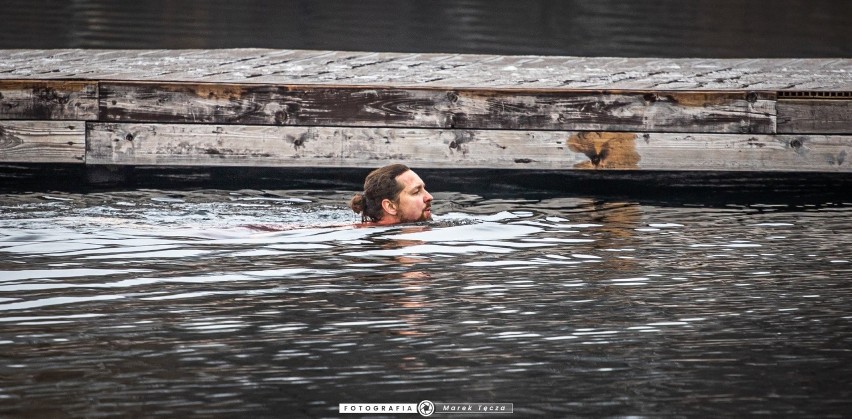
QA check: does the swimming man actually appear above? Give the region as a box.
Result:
[349,164,433,225]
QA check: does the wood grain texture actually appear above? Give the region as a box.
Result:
[0,81,98,120]
[99,83,776,134]
[0,121,85,163]
[777,99,852,134]
[1,49,850,90]
[86,123,850,172]
[0,49,848,175]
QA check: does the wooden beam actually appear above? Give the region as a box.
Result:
[0,80,98,120]
[99,82,776,134]
[86,123,850,172]
[777,99,852,134]
[0,121,85,163]
[2,50,850,91]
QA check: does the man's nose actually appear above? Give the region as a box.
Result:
[425,191,433,202]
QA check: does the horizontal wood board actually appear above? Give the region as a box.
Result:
[87,123,850,172]
[0,121,86,163]
[99,83,776,134]
[777,99,852,134]
[1,49,850,90]
[0,81,98,120]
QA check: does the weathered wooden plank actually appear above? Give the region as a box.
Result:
[0,121,85,163]
[777,99,852,134]
[99,83,775,134]
[0,80,98,120]
[99,83,452,127]
[86,123,850,172]
[448,90,776,134]
[87,122,340,167]
[2,49,851,91]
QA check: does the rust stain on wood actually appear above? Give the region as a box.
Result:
[184,84,247,100]
[568,132,640,169]
[661,92,726,107]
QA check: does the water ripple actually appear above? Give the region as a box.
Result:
[0,189,850,416]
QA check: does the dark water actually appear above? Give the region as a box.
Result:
[1,188,851,417]
[3,0,851,57]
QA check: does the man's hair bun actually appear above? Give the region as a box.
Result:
[349,193,365,214]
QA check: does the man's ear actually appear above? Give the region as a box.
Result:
[381,199,398,215]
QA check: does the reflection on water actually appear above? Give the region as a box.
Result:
[3,0,851,57]
[1,189,851,417]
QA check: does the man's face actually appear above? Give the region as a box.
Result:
[392,170,433,223]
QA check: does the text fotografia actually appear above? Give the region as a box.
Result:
[436,403,513,414]
[339,403,417,414]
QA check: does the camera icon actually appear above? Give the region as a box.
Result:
[418,400,435,417]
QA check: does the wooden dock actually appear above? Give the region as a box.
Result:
[1,49,850,172]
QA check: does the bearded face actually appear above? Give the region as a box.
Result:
[383,170,433,224]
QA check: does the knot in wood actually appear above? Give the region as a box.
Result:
[274,110,289,124]
[746,92,758,103]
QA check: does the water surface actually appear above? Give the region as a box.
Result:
[1,189,851,417]
[3,0,851,57]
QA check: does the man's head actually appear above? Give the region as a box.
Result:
[349,164,433,225]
